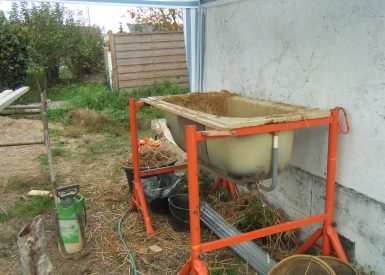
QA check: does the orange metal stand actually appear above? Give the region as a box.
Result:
[210,177,237,201]
[180,108,349,275]
[129,98,349,274]
[128,99,187,236]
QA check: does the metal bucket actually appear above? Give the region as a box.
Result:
[168,194,190,232]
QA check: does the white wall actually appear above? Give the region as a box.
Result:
[203,0,385,273]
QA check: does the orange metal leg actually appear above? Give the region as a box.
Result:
[210,178,237,200]
[327,226,348,263]
[297,108,348,261]
[209,177,222,194]
[223,180,229,190]
[322,108,339,256]
[295,228,323,254]
[130,188,138,211]
[129,98,155,236]
[179,259,191,275]
[228,181,237,201]
[180,125,208,275]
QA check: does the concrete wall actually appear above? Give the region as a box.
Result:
[203,0,385,273]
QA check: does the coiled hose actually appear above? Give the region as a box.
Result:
[118,209,138,275]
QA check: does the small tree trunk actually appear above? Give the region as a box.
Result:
[47,67,59,85]
[18,215,53,275]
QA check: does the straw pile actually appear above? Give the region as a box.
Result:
[124,144,176,168]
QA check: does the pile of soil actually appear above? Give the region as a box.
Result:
[124,144,176,168]
[163,90,235,116]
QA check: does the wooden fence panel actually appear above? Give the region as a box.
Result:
[109,31,189,90]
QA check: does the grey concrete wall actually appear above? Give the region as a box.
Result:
[203,0,385,273]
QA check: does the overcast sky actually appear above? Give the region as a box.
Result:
[0,1,135,33]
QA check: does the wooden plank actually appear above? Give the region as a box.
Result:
[143,97,230,130]
[117,62,187,74]
[5,103,41,109]
[0,90,13,100]
[118,69,188,81]
[0,87,29,111]
[115,48,186,59]
[115,40,185,51]
[116,55,186,66]
[0,140,45,147]
[200,130,233,137]
[123,82,189,91]
[113,31,183,36]
[1,108,41,115]
[114,32,184,44]
[120,76,189,89]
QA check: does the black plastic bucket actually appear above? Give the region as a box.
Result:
[168,194,190,232]
[149,197,170,215]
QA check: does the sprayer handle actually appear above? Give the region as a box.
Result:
[55,183,80,199]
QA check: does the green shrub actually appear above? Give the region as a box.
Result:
[0,12,29,90]
[59,66,75,82]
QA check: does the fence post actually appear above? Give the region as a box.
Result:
[108,31,119,90]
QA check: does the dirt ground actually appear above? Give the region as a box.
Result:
[0,117,46,180]
[0,117,255,275]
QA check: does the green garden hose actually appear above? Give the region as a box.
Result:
[118,209,138,275]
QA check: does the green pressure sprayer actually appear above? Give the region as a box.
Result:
[55,184,86,255]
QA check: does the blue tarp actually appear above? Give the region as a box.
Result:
[18,0,200,8]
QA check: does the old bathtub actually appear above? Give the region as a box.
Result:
[143,92,330,182]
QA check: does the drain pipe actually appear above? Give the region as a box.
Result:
[259,133,279,192]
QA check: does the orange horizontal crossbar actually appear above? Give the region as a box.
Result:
[200,214,327,253]
[196,117,332,141]
[140,164,187,177]
[135,101,146,108]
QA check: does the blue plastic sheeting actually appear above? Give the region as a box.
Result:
[16,0,200,8]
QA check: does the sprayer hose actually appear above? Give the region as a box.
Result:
[118,209,138,275]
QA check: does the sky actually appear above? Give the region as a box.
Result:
[0,0,135,33]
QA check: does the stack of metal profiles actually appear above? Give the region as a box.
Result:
[200,201,276,275]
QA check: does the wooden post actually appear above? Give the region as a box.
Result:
[108,31,119,90]
[41,89,56,191]
[18,215,53,275]
[36,75,57,191]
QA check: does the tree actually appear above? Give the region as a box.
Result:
[0,11,29,90]
[126,8,183,32]
[8,2,103,84]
